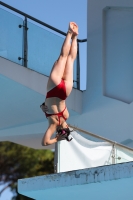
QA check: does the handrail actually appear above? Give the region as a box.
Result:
[69,124,133,151]
[0,1,87,43]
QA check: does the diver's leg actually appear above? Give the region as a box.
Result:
[47,23,75,89]
[63,34,78,96]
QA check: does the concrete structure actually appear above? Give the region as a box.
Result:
[18,161,133,200]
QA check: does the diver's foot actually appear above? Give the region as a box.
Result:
[68,22,78,36]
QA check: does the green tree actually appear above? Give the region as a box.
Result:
[0,141,54,200]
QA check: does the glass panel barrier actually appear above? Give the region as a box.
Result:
[73,58,78,88]
[55,125,133,172]
[0,8,23,65]
[56,128,113,172]
[115,145,133,164]
[76,128,133,165]
[0,8,78,88]
[27,21,78,88]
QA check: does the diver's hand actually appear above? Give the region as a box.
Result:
[56,133,67,141]
[56,128,73,142]
[40,102,49,113]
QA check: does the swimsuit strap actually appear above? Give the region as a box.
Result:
[45,106,67,125]
[57,107,67,125]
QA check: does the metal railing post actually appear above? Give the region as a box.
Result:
[23,17,28,67]
[18,17,28,66]
[77,42,80,90]
[54,143,58,173]
[112,144,115,164]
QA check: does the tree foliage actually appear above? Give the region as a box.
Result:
[0,141,54,200]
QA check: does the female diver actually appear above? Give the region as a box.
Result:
[40,22,78,146]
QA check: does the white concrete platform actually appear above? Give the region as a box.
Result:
[18,162,133,200]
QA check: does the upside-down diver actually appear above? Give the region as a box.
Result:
[40,22,78,146]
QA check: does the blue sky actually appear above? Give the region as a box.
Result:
[0,0,87,198]
[0,0,87,38]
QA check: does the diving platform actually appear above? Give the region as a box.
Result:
[18,161,133,200]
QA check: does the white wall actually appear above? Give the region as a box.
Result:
[67,0,133,147]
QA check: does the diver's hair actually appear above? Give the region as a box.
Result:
[57,127,72,134]
[57,128,73,142]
